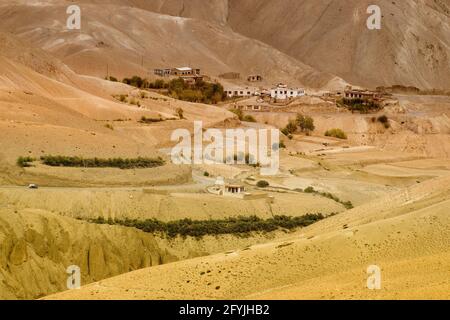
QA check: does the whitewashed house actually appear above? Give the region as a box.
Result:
[270,84,305,100]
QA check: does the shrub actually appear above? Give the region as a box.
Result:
[377,115,388,123]
[204,171,210,177]
[104,123,114,130]
[284,119,298,135]
[176,107,184,119]
[377,115,390,128]
[243,115,257,122]
[17,156,35,167]
[231,109,244,121]
[304,186,315,193]
[123,76,145,88]
[325,128,347,139]
[257,180,270,188]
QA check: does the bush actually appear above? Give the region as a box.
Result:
[325,128,347,139]
[243,115,257,122]
[377,115,390,128]
[17,156,35,167]
[304,186,315,193]
[40,155,165,169]
[257,180,270,188]
[176,107,184,119]
[123,76,145,88]
[204,171,210,177]
[231,109,244,121]
[377,115,388,123]
[284,119,298,135]
[104,123,114,130]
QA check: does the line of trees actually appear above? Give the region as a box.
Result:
[88,214,328,238]
[39,155,165,169]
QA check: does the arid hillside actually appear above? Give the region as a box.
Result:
[79,0,450,89]
[0,1,341,89]
[227,0,450,89]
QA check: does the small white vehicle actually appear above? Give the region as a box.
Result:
[28,184,39,189]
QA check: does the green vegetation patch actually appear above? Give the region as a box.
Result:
[339,98,382,113]
[303,186,353,209]
[123,76,227,105]
[325,128,347,139]
[17,156,35,167]
[88,214,328,238]
[39,155,165,169]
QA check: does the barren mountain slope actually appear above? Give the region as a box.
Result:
[227,0,450,89]
[44,175,450,300]
[0,1,341,89]
[0,29,235,162]
[0,208,173,300]
[60,0,450,89]
[79,0,230,24]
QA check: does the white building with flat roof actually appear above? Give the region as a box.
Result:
[270,84,305,100]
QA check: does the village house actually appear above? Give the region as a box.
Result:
[211,177,246,196]
[247,75,263,82]
[344,87,381,100]
[225,87,256,98]
[170,67,201,76]
[154,68,171,77]
[270,84,305,100]
[154,66,201,77]
[231,97,271,112]
[154,66,203,84]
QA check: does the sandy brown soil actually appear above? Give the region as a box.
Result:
[0,0,449,301]
[43,175,450,300]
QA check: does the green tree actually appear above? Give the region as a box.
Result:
[296,114,315,133]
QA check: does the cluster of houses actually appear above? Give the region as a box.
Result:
[225,83,306,101]
[154,67,305,102]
